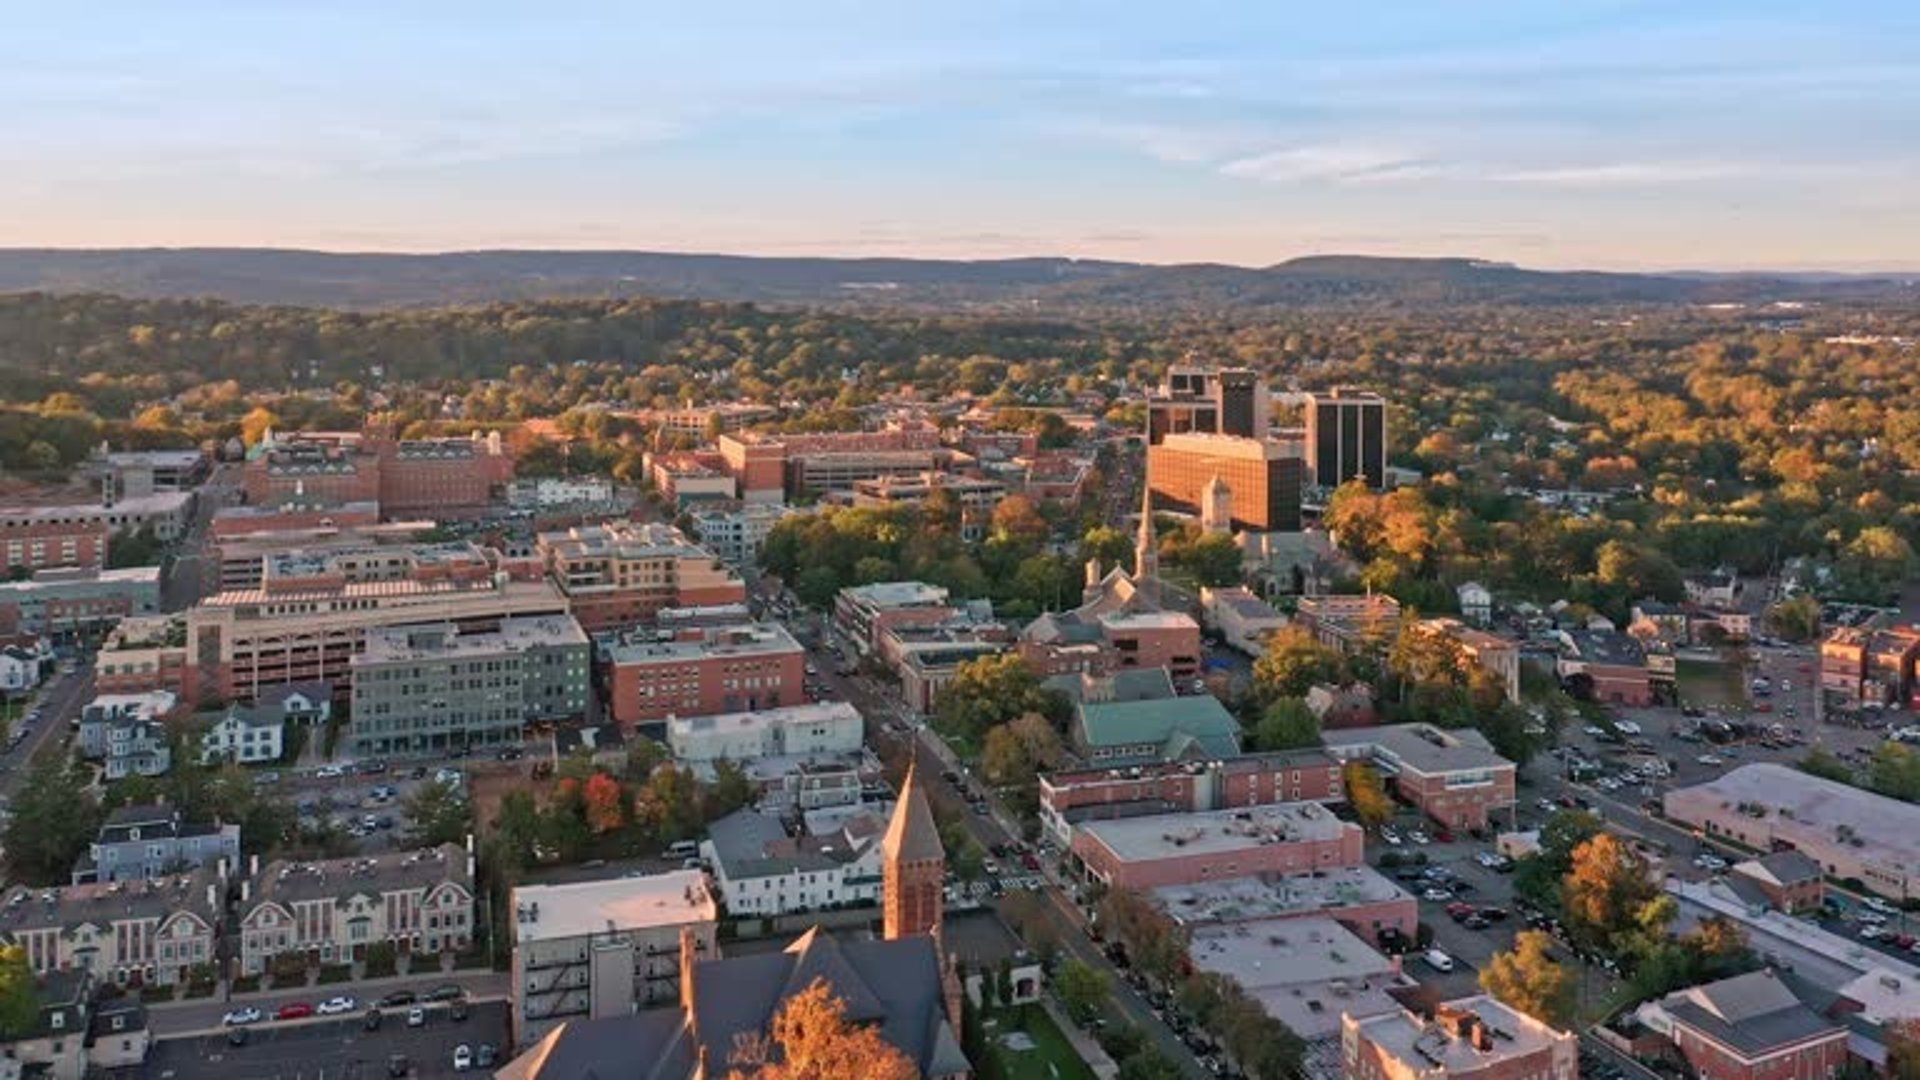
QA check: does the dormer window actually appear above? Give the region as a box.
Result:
[49,1013,63,1030]
[129,829,140,842]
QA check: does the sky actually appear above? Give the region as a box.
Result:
[2,1,1916,271]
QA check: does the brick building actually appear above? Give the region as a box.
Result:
[1556,628,1674,706]
[537,522,746,635]
[1070,802,1364,890]
[94,617,190,697]
[245,426,513,517]
[832,581,962,659]
[1038,749,1343,846]
[0,518,109,574]
[717,428,943,501]
[185,543,568,702]
[1323,724,1517,831]
[0,567,161,637]
[237,844,473,975]
[601,623,806,731]
[1294,593,1403,653]
[1726,850,1824,914]
[1642,970,1848,1080]
[1146,432,1303,533]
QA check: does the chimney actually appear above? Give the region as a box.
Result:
[679,927,699,1011]
[240,879,251,903]
[206,884,217,912]
[1470,1021,1492,1052]
[249,854,259,878]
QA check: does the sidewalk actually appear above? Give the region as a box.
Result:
[1041,996,1120,1080]
[147,962,504,1013]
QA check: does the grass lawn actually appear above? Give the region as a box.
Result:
[1676,657,1746,709]
[981,1004,1098,1080]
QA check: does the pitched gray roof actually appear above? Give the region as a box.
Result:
[495,1008,694,1080]
[1664,970,1842,1058]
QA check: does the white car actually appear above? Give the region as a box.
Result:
[1696,754,1724,766]
[407,1007,426,1028]
[1380,827,1403,846]
[1615,720,1642,735]
[1421,887,1452,902]
[454,1044,474,1071]
[315,765,345,779]
[316,996,357,1015]
[223,1007,264,1026]
[1408,830,1431,845]
[1583,725,1606,736]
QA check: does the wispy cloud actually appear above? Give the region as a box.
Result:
[1489,160,1749,186]
[1218,143,1426,184]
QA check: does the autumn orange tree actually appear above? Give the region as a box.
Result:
[1562,833,1658,951]
[1479,930,1574,1027]
[1342,761,1395,829]
[727,978,916,1080]
[583,772,626,834]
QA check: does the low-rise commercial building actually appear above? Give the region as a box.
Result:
[832,581,958,658]
[667,701,863,765]
[1420,618,1522,704]
[1070,802,1363,890]
[0,517,108,574]
[0,566,161,637]
[348,615,591,756]
[507,477,615,509]
[237,844,474,975]
[687,502,793,570]
[1556,628,1674,706]
[94,616,189,696]
[1153,866,1418,943]
[73,803,240,886]
[718,428,944,500]
[0,871,221,988]
[0,492,194,545]
[1038,749,1342,846]
[851,473,1005,542]
[1726,850,1825,914]
[1293,594,1402,653]
[1323,724,1516,831]
[1342,996,1576,1080]
[1071,693,1242,768]
[536,522,746,634]
[601,623,806,731]
[509,870,719,1049]
[98,449,209,497]
[1664,762,1920,900]
[892,622,1014,715]
[1188,916,1405,1041]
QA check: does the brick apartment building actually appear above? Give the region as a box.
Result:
[244,425,514,517]
[537,522,746,635]
[1,518,109,574]
[1821,625,1920,710]
[717,428,943,501]
[1070,802,1364,890]
[601,623,806,731]
[1323,724,1517,831]
[1039,749,1343,846]
[833,581,961,658]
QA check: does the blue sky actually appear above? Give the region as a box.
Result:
[2,1,1915,269]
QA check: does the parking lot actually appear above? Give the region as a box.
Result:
[145,1001,509,1079]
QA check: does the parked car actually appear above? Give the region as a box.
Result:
[1421,887,1453,902]
[475,1044,498,1068]
[379,991,417,1008]
[407,1007,426,1028]
[454,1044,473,1071]
[223,1007,264,1026]
[276,1002,314,1021]
[317,996,357,1015]
[364,1008,384,1032]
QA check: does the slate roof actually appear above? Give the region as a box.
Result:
[883,768,944,864]
[1663,970,1842,1059]
[498,929,967,1079]
[1743,849,1823,888]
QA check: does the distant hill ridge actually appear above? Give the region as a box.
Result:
[0,247,1907,310]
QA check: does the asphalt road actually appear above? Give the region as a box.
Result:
[0,664,93,800]
[146,999,510,1079]
[148,973,508,1038]
[163,461,242,612]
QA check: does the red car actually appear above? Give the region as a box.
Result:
[275,1002,314,1021]
[1433,828,1455,843]
[1446,901,1475,921]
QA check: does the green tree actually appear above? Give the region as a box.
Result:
[934,655,1068,741]
[708,758,756,818]
[1054,959,1109,1024]
[1873,744,1920,801]
[1765,594,1822,642]
[1479,930,1574,1027]
[1252,697,1320,751]
[403,779,470,846]
[4,759,103,886]
[1181,533,1245,587]
[1799,748,1854,784]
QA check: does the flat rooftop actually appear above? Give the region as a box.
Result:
[1349,995,1570,1071]
[1101,610,1201,631]
[0,566,160,594]
[1079,802,1350,863]
[670,701,861,740]
[1153,866,1410,925]
[1187,916,1402,1040]
[0,492,192,521]
[1666,762,1920,874]
[512,869,716,943]
[356,615,589,663]
[106,450,204,468]
[604,623,802,665]
[838,581,950,610]
[1323,723,1512,777]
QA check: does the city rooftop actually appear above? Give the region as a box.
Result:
[511,869,716,943]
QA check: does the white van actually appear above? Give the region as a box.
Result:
[667,840,700,859]
[1424,948,1456,973]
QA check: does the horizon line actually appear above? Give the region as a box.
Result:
[0,243,1915,279]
